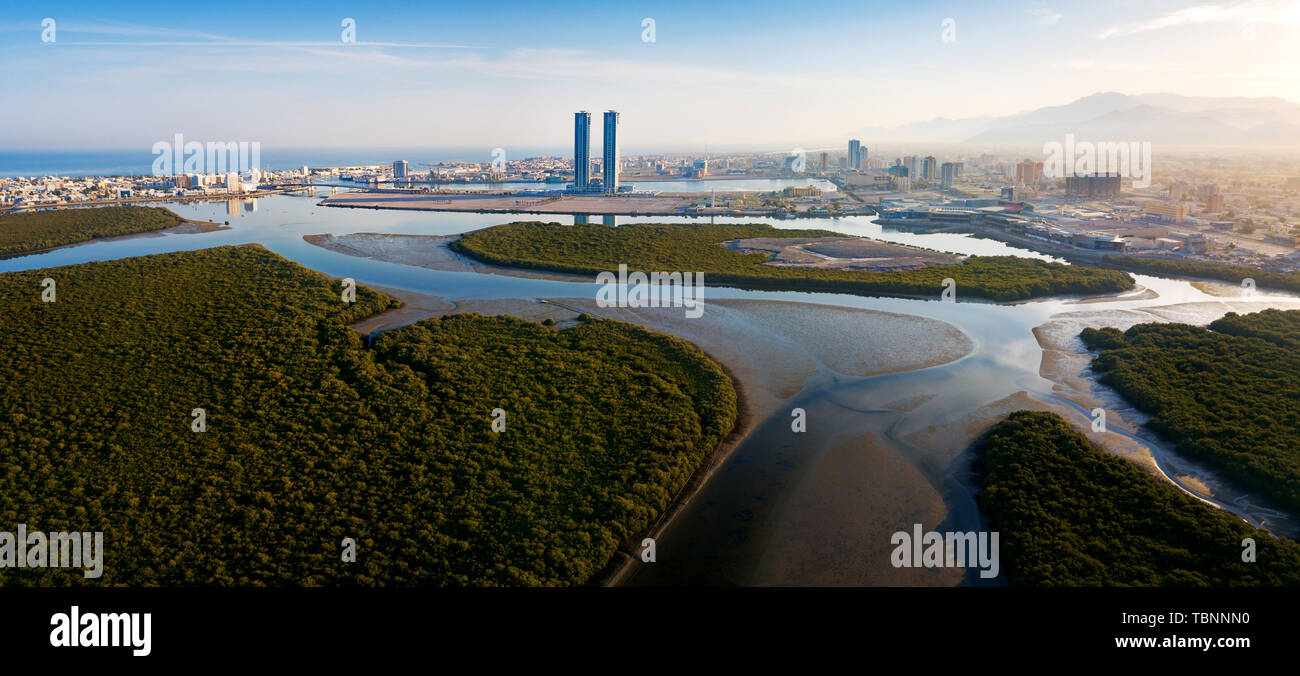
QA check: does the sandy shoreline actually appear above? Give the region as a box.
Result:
[305,232,591,283]
[1031,297,1300,536]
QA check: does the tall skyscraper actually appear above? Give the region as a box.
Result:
[922,156,938,181]
[847,139,862,170]
[393,160,408,179]
[603,111,620,194]
[941,162,957,188]
[574,111,591,192]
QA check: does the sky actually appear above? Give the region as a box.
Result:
[1,0,1299,152]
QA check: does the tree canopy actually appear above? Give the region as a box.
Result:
[0,245,735,586]
[0,206,184,257]
[977,411,1300,586]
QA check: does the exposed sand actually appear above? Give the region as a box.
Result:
[724,236,960,271]
[168,220,230,234]
[1189,280,1260,297]
[305,232,588,283]
[1061,284,1160,304]
[540,297,973,423]
[347,284,453,339]
[904,392,1055,466]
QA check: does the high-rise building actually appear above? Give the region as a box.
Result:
[921,156,938,181]
[393,160,408,179]
[904,155,919,178]
[574,111,591,192]
[940,162,957,188]
[603,111,619,194]
[848,140,862,170]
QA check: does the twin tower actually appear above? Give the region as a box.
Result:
[574,111,619,194]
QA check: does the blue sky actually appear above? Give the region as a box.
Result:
[2,0,1298,151]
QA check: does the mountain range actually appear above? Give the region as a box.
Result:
[851,92,1300,146]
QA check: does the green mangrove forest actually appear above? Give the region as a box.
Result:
[451,222,1134,302]
[977,411,1300,586]
[1081,309,1300,512]
[0,245,736,586]
[0,206,185,257]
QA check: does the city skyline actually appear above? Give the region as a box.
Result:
[2,0,1299,150]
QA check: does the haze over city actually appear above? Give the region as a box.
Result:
[3,0,1300,150]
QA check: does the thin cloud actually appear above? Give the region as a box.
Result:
[1097,1,1300,39]
[1031,7,1063,25]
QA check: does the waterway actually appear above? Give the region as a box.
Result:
[5,187,1297,585]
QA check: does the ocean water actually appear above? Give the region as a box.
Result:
[0,147,575,178]
[0,146,799,178]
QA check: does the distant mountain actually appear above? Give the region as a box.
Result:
[849,92,1300,146]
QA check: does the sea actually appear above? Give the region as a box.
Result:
[0,147,579,178]
[0,145,750,178]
